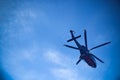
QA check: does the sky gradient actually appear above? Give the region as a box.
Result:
[0,0,120,80]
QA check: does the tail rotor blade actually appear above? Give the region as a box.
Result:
[84,29,88,49]
[67,35,81,42]
[90,41,111,51]
[70,30,75,33]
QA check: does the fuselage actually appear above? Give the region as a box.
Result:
[80,46,96,68]
[74,38,96,68]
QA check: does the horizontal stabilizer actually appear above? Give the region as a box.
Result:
[64,44,79,50]
[67,35,81,42]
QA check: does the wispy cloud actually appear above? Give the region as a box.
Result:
[44,49,68,66]
[43,49,81,80]
[44,50,61,64]
[52,68,79,80]
[2,44,45,80]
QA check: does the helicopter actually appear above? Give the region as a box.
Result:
[64,30,111,68]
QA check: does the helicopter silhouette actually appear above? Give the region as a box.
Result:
[64,30,111,68]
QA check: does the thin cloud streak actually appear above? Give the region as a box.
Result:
[52,68,78,80]
[44,49,84,80]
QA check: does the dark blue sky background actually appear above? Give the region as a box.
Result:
[0,0,120,80]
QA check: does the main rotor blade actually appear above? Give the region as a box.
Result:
[76,58,81,65]
[91,54,104,63]
[64,44,79,50]
[90,41,111,51]
[84,29,88,49]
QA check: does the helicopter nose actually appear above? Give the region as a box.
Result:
[92,64,97,68]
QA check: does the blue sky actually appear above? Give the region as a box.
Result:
[0,0,120,80]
